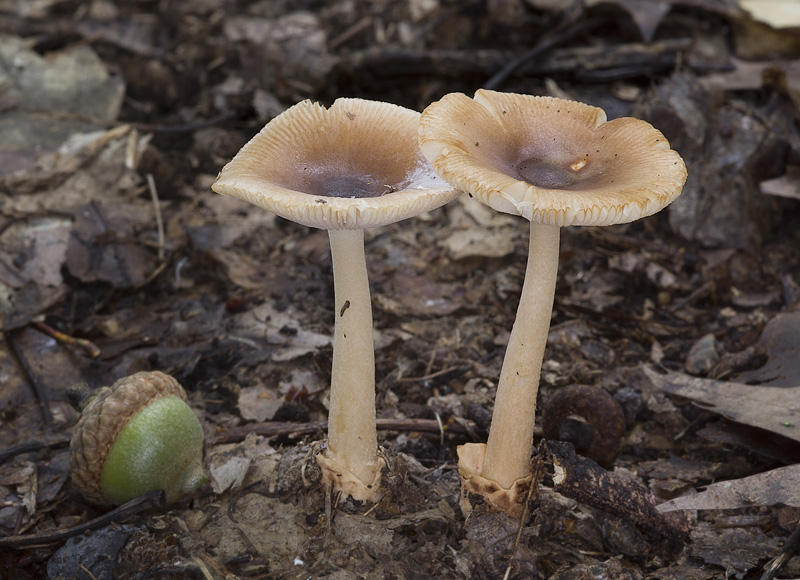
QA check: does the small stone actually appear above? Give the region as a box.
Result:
[685,334,719,376]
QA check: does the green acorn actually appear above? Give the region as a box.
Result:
[69,371,207,505]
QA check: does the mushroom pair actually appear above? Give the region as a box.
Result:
[213,90,686,510]
[212,98,459,501]
[418,89,687,516]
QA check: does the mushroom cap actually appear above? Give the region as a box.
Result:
[212,98,460,230]
[418,89,687,227]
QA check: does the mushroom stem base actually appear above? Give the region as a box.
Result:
[457,442,533,519]
[317,449,385,504]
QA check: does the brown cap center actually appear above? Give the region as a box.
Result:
[516,159,577,190]
[315,175,387,199]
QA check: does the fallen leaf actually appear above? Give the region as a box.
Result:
[374,270,463,317]
[586,0,671,43]
[735,310,800,387]
[0,37,124,176]
[75,17,160,57]
[760,165,800,200]
[739,0,800,28]
[0,216,72,329]
[238,384,283,422]
[209,456,252,494]
[700,58,800,110]
[185,194,276,252]
[208,248,323,297]
[644,366,800,443]
[65,203,156,288]
[229,302,331,362]
[691,525,780,580]
[440,228,516,260]
[457,195,517,228]
[658,464,800,511]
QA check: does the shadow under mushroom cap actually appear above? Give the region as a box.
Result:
[212,98,459,230]
[418,90,687,227]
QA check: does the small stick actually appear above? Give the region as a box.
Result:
[484,17,608,90]
[0,437,70,465]
[0,489,166,549]
[212,417,476,444]
[328,16,372,49]
[130,112,236,134]
[7,330,52,428]
[546,440,692,547]
[504,453,542,580]
[30,320,101,359]
[393,364,473,384]
[146,173,165,262]
[760,518,800,580]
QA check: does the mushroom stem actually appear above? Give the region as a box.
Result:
[482,222,560,489]
[326,228,380,487]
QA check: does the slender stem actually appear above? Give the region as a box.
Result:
[326,229,379,485]
[482,222,560,489]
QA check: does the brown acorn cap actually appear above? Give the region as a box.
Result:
[69,371,187,504]
[211,98,460,230]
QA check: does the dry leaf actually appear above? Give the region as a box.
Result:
[374,270,463,317]
[440,229,516,260]
[658,464,800,511]
[237,385,283,422]
[586,0,671,42]
[644,366,800,443]
[739,0,800,28]
[735,310,800,388]
[760,165,800,200]
[230,302,331,362]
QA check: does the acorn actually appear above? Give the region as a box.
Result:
[69,371,207,505]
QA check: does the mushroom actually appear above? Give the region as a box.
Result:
[212,98,459,502]
[418,89,686,516]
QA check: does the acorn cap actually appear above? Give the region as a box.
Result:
[418,89,687,226]
[211,97,460,230]
[69,371,188,504]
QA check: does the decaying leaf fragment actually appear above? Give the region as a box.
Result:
[659,464,800,512]
[739,0,800,29]
[585,0,671,43]
[644,366,800,443]
[0,36,124,177]
[760,166,800,201]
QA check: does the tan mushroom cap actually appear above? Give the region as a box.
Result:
[212,98,459,230]
[418,90,687,227]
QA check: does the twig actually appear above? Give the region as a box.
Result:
[7,330,52,428]
[667,280,715,313]
[760,518,800,580]
[0,437,70,465]
[30,319,101,359]
[328,16,373,49]
[0,490,166,549]
[79,565,99,580]
[227,481,278,524]
[393,364,473,384]
[146,173,165,263]
[130,112,236,134]
[504,452,542,580]
[483,16,608,90]
[212,417,476,444]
